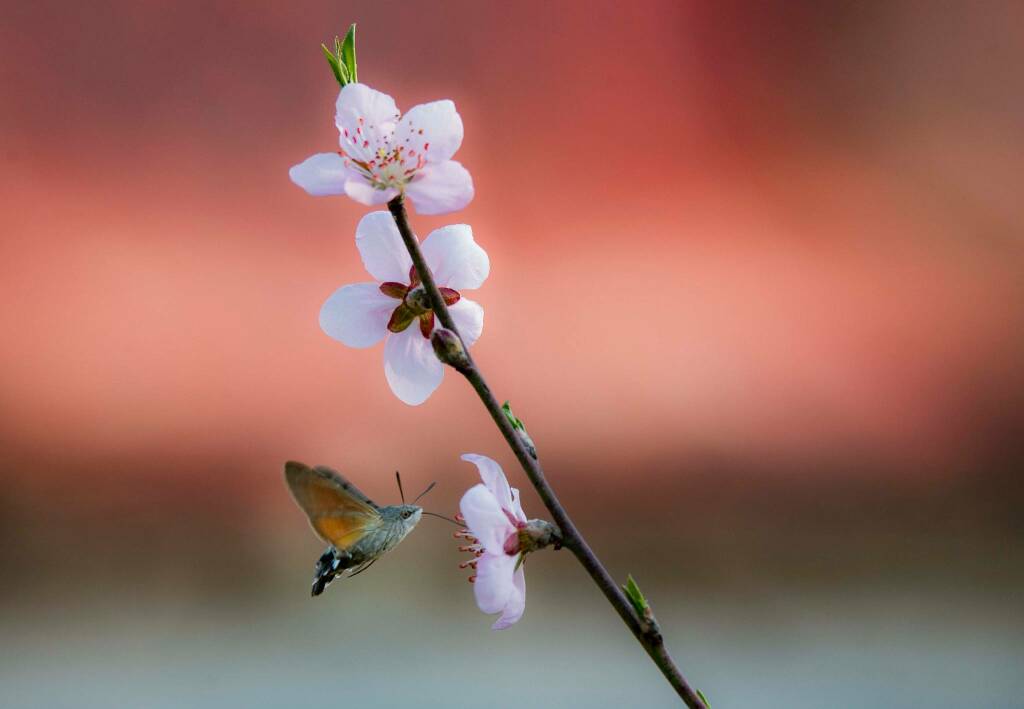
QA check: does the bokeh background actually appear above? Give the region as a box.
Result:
[2,1,1023,707]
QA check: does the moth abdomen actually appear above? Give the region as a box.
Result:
[311,546,356,597]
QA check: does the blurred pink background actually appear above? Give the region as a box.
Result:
[1,2,1022,707]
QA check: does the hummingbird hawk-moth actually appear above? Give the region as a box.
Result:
[284,461,440,596]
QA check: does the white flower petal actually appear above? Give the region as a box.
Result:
[404,160,474,215]
[344,178,398,206]
[395,100,464,164]
[448,297,484,348]
[383,324,443,405]
[459,483,512,555]
[492,565,526,630]
[474,552,517,616]
[509,487,527,524]
[319,283,393,348]
[289,153,348,196]
[421,224,490,290]
[461,454,514,514]
[334,83,400,148]
[355,211,413,283]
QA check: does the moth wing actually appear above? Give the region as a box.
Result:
[284,461,382,551]
[311,464,377,506]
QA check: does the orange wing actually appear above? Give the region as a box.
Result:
[284,461,382,551]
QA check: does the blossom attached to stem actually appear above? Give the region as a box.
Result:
[319,212,489,405]
[457,454,532,630]
[290,83,473,215]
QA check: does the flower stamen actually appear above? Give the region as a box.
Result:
[455,519,487,582]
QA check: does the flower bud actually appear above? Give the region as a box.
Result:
[431,327,471,372]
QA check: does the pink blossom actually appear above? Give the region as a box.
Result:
[290,83,473,215]
[319,212,488,405]
[457,454,528,630]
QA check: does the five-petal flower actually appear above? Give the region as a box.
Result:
[320,211,489,405]
[458,454,528,630]
[290,83,474,215]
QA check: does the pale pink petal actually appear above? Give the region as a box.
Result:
[404,160,474,215]
[421,224,490,290]
[289,153,348,196]
[492,564,526,630]
[334,83,400,150]
[447,297,484,348]
[382,325,443,405]
[319,283,393,348]
[344,178,398,206]
[474,552,517,616]
[509,487,527,524]
[395,100,464,164]
[461,454,514,514]
[355,211,413,283]
[459,484,512,555]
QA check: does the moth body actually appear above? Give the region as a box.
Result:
[284,461,423,596]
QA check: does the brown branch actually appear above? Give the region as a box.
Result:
[387,195,707,708]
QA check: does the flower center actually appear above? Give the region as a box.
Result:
[405,287,432,314]
[338,117,430,191]
[380,266,461,339]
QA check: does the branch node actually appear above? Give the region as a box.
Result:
[519,518,563,553]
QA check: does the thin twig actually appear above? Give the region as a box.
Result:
[387,196,707,708]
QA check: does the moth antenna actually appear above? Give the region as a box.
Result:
[421,511,460,526]
[413,480,437,504]
[395,470,405,504]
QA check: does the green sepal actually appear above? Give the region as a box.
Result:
[340,24,358,83]
[622,574,649,616]
[379,282,409,300]
[502,401,538,459]
[387,304,417,333]
[697,689,712,707]
[513,552,525,572]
